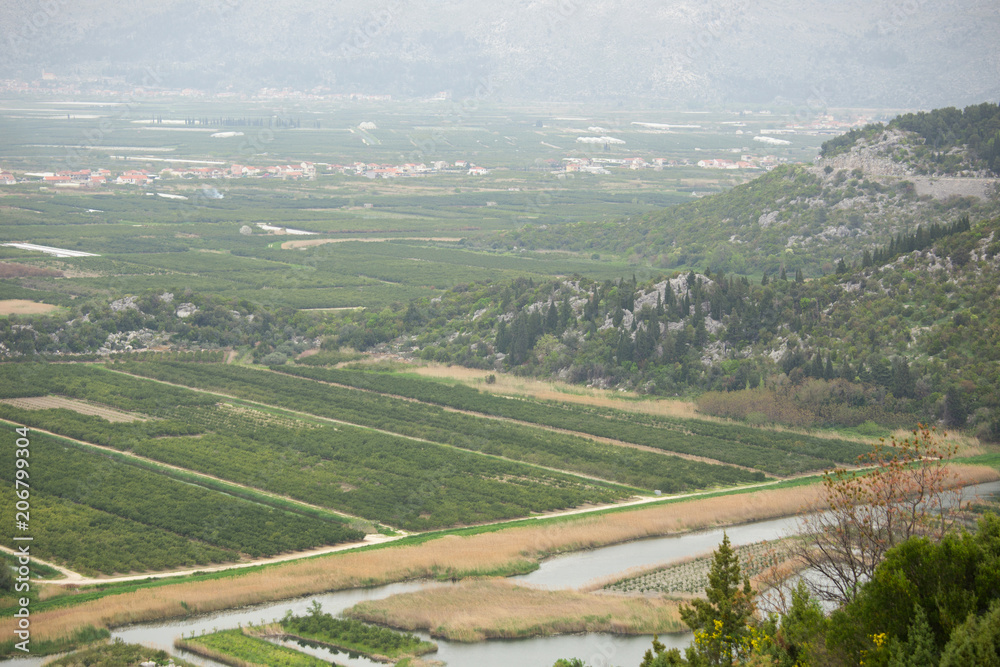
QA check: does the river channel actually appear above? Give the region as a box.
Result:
[13,481,999,667]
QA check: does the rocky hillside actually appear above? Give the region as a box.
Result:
[493,104,1000,277]
[338,212,1000,439]
[320,106,1000,438]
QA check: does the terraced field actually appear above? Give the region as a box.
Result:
[0,358,844,577]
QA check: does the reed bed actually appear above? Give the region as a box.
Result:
[12,464,996,646]
[345,578,685,641]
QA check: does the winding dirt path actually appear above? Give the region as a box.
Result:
[0,533,407,587]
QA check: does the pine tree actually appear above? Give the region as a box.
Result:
[545,300,558,334]
[680,533,756,666]
[810,353,825,379]
[887,605,937,667]
[558,296,572,331]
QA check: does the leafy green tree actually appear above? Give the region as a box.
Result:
[772,580,826,666]
[828,512,1000,663]
[640,637,691,666]
[939,601,1000,667]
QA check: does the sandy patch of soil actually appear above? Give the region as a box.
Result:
[0,299,61,315]
[281,237,463,249]
[0,395,147,422]
[409,363,701,419]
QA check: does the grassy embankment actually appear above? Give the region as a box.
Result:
[3,463,996,656]
[274,612,437,661]
[175,629,330,667]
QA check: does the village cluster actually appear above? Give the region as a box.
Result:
[0,151,794,189]
[557,153,786,174]
[0,159,495,187]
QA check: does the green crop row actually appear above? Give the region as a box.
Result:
[0,363,628,530]
[177,630,331,667]
[0,485,231,576]
[278,365,869,475]
[282,607,435,658]
[16,432,363,558]
[115,361,765,490]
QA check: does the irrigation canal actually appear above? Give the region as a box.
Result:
[12,481,999,667]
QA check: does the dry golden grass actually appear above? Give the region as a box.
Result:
[0,299,61,315]
[408,364,1000,453]
[889,427,986,457]
[346,578,684,641]
[409,363,700,418]
[13,465,996,645]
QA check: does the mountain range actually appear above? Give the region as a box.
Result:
[3,1,999,107]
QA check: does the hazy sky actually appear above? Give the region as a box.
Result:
[2,0,998,107]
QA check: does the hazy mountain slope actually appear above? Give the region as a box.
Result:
[2,1,998,106]
[317,106,1000,436]
[494,104,1000,276]
[337,213,1000,438]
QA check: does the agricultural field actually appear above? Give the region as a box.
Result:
[0,362,639,539]
[109,361,768,490]
[0,395,148,422]
[601,539,797,596]
[0,99,828,314]
[45,640,197,667]
[277,364,872,476]
[0,430,365,575]
[0,355,884,581]
[280,605,437,660]
[175,628,331,667]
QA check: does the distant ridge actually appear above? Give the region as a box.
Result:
[1,0,998,107]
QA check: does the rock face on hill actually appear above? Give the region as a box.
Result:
[812,130,916,179]
[2,0,998,107]
[491,104,1000,277]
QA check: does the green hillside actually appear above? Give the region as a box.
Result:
[488,103,1000,277]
